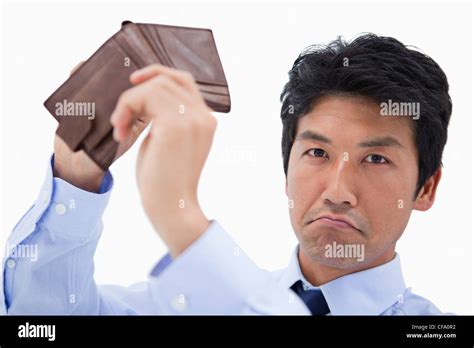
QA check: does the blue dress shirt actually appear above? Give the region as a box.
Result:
[1,156,445,315]
[273,247,444,315]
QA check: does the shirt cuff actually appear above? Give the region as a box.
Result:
[6,154,114,248]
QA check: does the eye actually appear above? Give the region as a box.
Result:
[365,154,390,164]
[306,148,329,158]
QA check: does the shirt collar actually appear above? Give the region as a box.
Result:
[278,246,407,315]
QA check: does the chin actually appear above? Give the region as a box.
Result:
[298,227,371,270]
[301,224,364,247]
[306,246,369,270]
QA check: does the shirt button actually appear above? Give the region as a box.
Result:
[55,203,67,215]
[170,294,188,312]
[6,259,16,269]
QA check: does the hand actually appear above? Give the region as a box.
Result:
[111,64,216,258]
[53,62,151,192]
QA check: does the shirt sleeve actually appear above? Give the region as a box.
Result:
[2,155,117,314]
[2,155,308,315]
[147,220,309,315]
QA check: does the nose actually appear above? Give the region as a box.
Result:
[320,154,357,207]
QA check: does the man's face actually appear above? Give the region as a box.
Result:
[286,95,420,269]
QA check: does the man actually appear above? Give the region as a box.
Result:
[2,34,451,315]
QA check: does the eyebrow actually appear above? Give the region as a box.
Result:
[296,130,332,145]
[296,130,404,148]
[358,136,404,148]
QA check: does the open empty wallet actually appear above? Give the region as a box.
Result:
[44,20,231,170]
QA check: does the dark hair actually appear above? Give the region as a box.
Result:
[280,34,452,196]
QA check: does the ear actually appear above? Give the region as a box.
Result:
[413,168,442,211]
[285,177,289,197]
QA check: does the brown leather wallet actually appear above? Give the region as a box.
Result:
[44,21,231,170]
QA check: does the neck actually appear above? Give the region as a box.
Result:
[298,245,396,286]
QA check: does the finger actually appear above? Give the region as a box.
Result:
[70,61,85,76]
[111,76,183,142]
[130,64,199,94]
[111,102,137,142]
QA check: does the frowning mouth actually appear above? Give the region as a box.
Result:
[308,215,360,232]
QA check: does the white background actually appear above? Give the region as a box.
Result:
[1,0,472,314]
